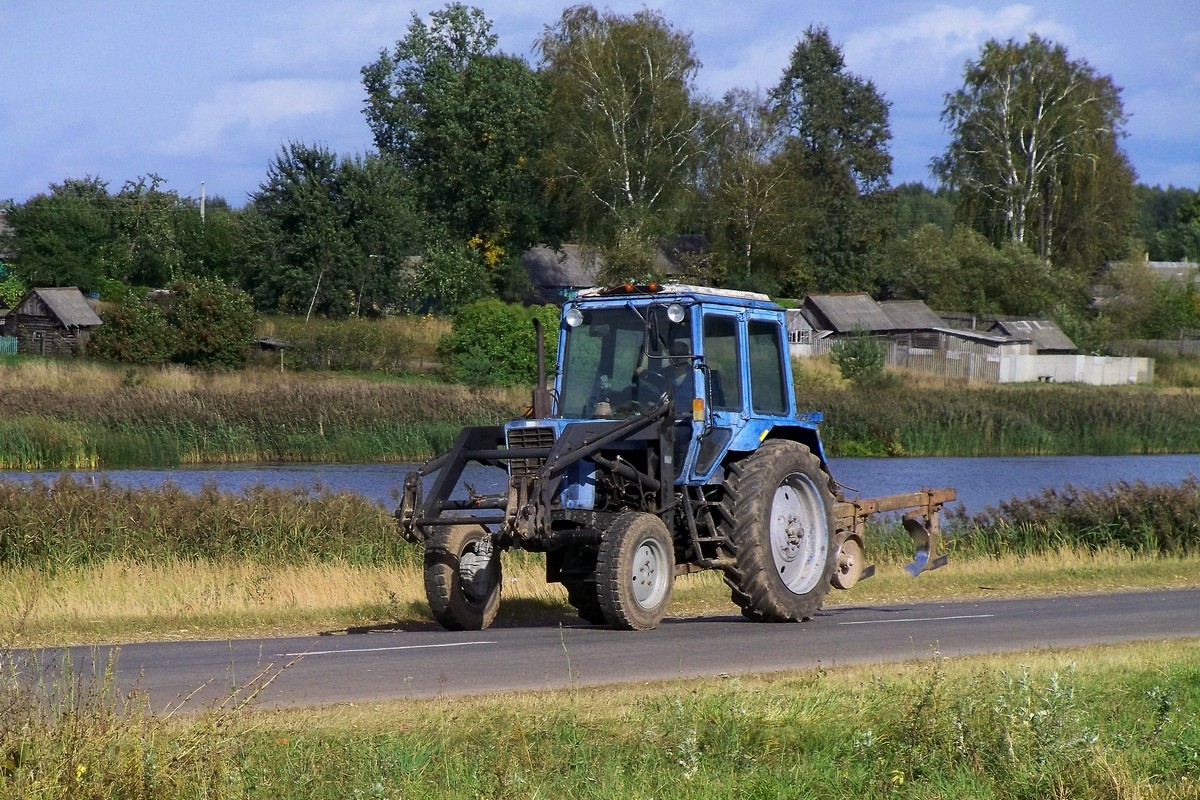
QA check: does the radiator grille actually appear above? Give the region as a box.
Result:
[506,426,555,478]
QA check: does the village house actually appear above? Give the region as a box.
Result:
[3,287,103,357]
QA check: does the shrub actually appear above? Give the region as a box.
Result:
[91,279,256,369]
[88,294,177,364]
[0,274,27,307]
[830,331,887,387]
[439,300,560,386]
[166,278,257,368]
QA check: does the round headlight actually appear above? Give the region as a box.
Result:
[565,307,584,328]
[666,303,686,324]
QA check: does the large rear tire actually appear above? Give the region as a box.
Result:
[722,440,835,622]
[423,524,502,631]
[596,512,675,630]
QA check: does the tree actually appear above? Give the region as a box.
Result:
[250,144,420,317]
[895,183,957,236]
[537,4,703,275]
[769,26,895,294]
[4,177,115,293]
[251,142,355,316]
[693,88,795,289]
[882,223,1067,316]
[111,174,186,287]
[935,34,1134,274]
[401,240,490,315]
[830,330,887,387]
[166,278,257,368]
[1100,259,1200,340]
[1138,188,1200,261]
[362,3,551,254]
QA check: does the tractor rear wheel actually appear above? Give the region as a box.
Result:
[596,511,675,630]
[423,524,502,631]
[722,440,835,622]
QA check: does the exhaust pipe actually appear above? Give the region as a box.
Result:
[531,318,553,419]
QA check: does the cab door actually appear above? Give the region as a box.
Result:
[689,312,746,481]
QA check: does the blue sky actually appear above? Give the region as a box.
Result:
[2,1,1197,207]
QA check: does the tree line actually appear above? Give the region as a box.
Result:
[2,3,1198,344]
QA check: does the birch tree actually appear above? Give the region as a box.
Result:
[537,5,703,275]
[696,88,795,281]
[935,34,1132,272]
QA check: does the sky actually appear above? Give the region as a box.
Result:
[2,1,1198,208]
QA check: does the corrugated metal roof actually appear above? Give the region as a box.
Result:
[990,319,1076,352]
[16,287,103,327]
[802,293,896,333]
[879,300,944,330]
[522,245,601,289]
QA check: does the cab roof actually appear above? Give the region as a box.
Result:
[574,283,776,307]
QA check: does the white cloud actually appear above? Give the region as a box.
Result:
[843,4,1075,96]
[163,79,360,157]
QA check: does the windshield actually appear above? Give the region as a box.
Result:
[558,304,691,419]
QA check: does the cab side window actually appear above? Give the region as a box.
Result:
[702,315,742,411]
[748,319,787,415]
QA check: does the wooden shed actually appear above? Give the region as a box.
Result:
[5,287,103,357]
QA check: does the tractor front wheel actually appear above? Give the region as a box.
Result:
[723,440,836,622]
[596,512,675,630]
[423,524,502,631]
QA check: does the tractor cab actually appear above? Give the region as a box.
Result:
[540,283,826,484]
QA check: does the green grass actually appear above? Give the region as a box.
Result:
[4,642,1199,798]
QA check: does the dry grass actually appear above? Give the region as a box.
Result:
[5,549,1198,647]
[0,357,424,393]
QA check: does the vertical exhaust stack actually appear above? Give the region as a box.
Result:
[531,318,553,419]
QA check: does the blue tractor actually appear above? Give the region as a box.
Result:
[396,284,953,630]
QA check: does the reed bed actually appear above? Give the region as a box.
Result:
[3,475,1197,573]
[0,379,524,468]
[0,476,408,568]
[3,358,1200,469]
[806,384,1200,456]
[949,476,1200,556]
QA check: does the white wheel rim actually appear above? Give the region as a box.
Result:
[631,537,670,610]
[769,474,829,595]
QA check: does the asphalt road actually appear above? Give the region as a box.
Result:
[19,588,1200,711]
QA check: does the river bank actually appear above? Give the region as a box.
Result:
[1,363,1198,469]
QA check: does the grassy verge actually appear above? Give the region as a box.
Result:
[2,475,1198,647]
[5,550,1199,648]
[4,641,1199,797]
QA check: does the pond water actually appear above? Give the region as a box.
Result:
[6,453,1199,516]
